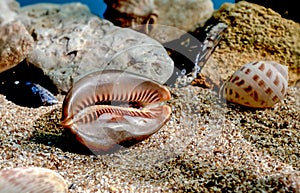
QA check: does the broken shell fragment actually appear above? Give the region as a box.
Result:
[221,61,288,108]
[0,167,68,193]
[61,70,171,153]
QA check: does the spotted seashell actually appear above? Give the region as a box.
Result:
[0,167,68,193]
[61,70,171,153]
[221,61,288,108]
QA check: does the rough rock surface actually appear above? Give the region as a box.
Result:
[0,0,34,73]
[235,0,299,23]
[17,3,173,93]
[201,1,300,87]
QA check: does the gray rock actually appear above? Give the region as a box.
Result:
[0,0,34,73]
[18,3,173,93]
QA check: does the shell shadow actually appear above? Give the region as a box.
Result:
[224,101,278,114]
[0,60,59,108]
[30,108,94,155]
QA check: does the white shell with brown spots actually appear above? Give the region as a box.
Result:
[221,61,288,108]
[0,167,68,193]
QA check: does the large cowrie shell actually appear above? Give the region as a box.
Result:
[61,70,171,153]
[220,61,288,108]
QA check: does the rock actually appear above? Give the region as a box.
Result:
[0,0,34,73]
[17,3,173,93]
[0,0,174,96]
[235,0,299,23]
[201,1,300,87]
[0,0,19,25]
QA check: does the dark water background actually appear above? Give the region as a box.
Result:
[18,0,235,18]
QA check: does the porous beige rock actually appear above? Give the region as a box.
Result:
[236,0,298,23]
[17,3,173,93]
[0,0,34,73]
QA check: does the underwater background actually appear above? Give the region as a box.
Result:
[18,0,235,18]
[1,0,299,192]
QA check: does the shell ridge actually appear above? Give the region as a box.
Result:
[135,88,145,101]
[147,92,160,103]
[141,89,152,102]
[74,104,161,124]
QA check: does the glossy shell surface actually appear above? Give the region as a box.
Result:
[61,70,171,153]
[221,61,288,108]
[0,167,68,193]
[104,0,158,34]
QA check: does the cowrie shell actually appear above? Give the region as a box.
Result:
[0,167,68,193]
[221,61,288,108]
[61,70,171,153]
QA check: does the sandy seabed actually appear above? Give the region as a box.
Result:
[0,83,299,192]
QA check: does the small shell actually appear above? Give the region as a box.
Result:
[221,61,288,108]
[61,70,171,153]
[104,0,158,34]
[0,167,68,193]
